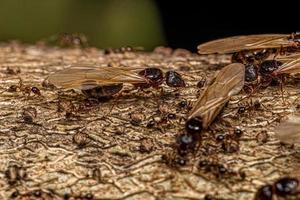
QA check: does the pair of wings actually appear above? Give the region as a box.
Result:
[275,113,300,144]
[46,65,151,90]
[188,63,245,129]
[198,34,300,76]
[274,53,300,75]
[198,34,292,54]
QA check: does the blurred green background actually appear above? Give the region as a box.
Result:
[0,0,165,50]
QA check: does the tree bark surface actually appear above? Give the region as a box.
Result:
[0,44,299,199]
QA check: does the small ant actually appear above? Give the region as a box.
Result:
[255,176,299,200]
[6,79,41,97]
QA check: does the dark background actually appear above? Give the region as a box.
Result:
[0,1,297,52]
[156,1,298,51]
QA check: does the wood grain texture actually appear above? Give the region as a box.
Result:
[0,43,299,200]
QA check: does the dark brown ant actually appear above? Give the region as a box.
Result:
[177,100,191,110]
[232,49,274,64]
[174,156,187,166]
[221,140,239,153]
[83,193,94,200]
[215,133,225,142]
[7,85,18,92]
[185,117,203,135]
[274,177,299,197]
[161,153,188,167]
[213,130,240,153]
[185,63,244,136]
[146,120,156,128]
[18,189,57,199]
[199,33,300,62]
[196,77,206,88]
[7,79,42,97]
[176,133,198,156]
[156,111,177,125]
[137,68,185,90]
[259,60,283,76]
[203,194,214,200]
[134,68,164,89]
[145,111,177,131]
[197,159,236,178]
[31,86,41,95]
[165,71,186,87]
[255,177,299,200]
[4,67,21,75]
[10,190,19,198]
[237,99,262,115]
[32,190,42,197]
[243,59,287,93]
[237,106,247,114]
[65,111,79,120]
[54,32,88,48]
[233,128,243,138]
[21,107,37,124]
[167,113,176,120]
[48,66,185,99]
[63,193,71,200]
[255,184,273,200]
[57,97,100,120]
[41,79,55,89]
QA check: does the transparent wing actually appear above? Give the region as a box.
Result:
[275,113,300,144]
[274,55,300,75]
[275,53,300,61]
[46,64,148,90]
[188,63,245,128]
[198,34,290,54]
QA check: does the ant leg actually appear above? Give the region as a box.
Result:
[243,84,254,96]
[278,76,289,106]
[243,82,261,99]
[280,80,285,104]
[159,86,164,97]
[107,93,122,114]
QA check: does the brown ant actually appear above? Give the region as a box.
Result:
[255,176,299,200]
[21,107,37,124]
[5,78,42,97]
[47,66,185,99]
[4,67,21,75]
[50,32,88,48]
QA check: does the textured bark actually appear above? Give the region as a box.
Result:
[0,43,299,200]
